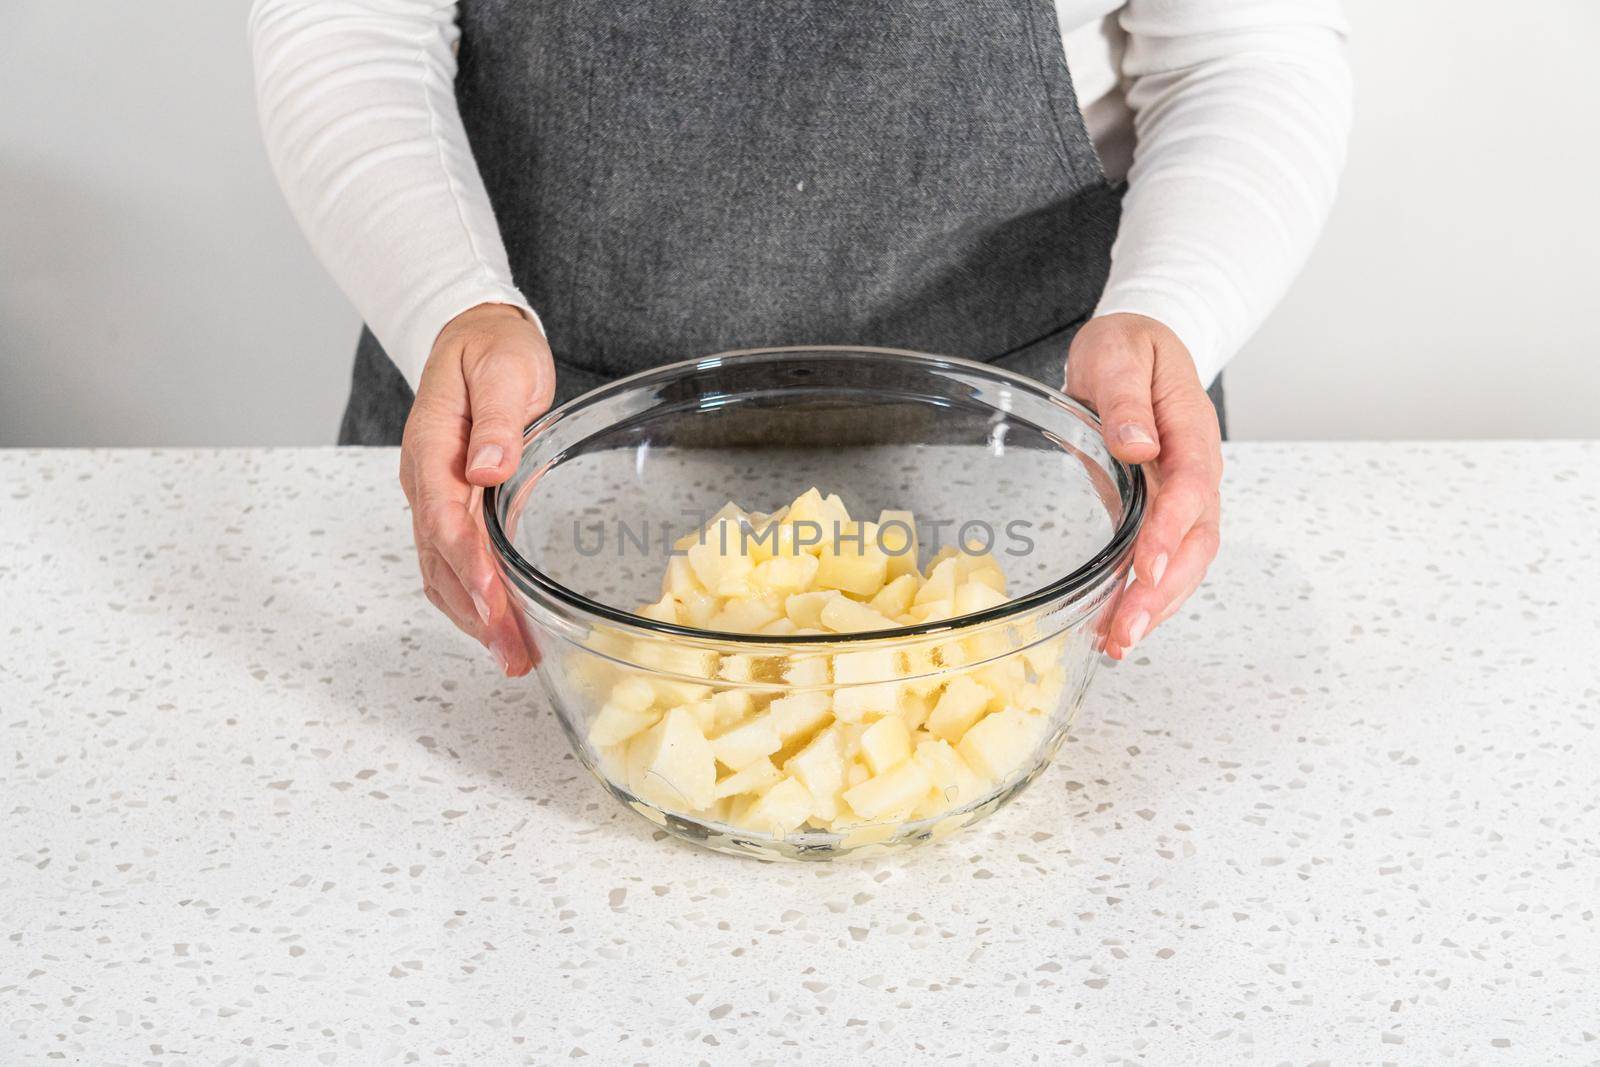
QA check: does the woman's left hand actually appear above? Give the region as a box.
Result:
[1065,313,1223,659]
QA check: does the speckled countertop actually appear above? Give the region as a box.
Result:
[2,443,1597,1065]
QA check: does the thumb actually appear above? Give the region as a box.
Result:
[1070,318,1160,465]
[463,340,555,488]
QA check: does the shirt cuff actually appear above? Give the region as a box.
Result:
[1094,284,1224,390]
[384,282,543,395]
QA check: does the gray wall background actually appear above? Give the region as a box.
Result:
[3,0,1596,447]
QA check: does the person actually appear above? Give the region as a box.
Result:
[250,0,1351,676]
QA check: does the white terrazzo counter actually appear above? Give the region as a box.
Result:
[1,443,1597,1065]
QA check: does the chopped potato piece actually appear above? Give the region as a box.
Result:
[627,707,717,812]
[926,675,991,743]
[709,596,782,633]
[714,756,783,799]
[957,708,1045,783]
[784,590,840,628]
[859,715,912,775]
[768,691,833,739]
[740,776,815,836]
[589,701,662,747]
[912,738,988,818]
[752,553,820,595]
[869,573,919,618]
[842,759,932,822]
[785,725,850,821]
[819,595,898,633]
[876,509,920,581]
[710,713,782,771]
[814,522,889,597]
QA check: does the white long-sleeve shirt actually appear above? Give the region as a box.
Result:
[250,0,1351,391]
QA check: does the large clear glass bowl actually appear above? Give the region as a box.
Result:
[484,347,1144,860]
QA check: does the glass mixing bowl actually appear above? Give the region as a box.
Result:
[484,347,1144,860]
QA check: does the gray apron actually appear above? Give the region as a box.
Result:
[339,0,1227,444]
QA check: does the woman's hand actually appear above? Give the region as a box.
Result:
[1066,313,1223,660]
[399,303,556,676]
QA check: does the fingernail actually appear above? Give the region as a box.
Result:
[1126,611,1151,649]
[1118,424,1156,448]
[1147,553,1168,588]
[470,589,492,626]
[468,444,504,473]
[490,639,511,676]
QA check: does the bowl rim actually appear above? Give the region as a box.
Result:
[483,345,1146,645]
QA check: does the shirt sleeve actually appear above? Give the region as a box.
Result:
[248,0,538,391]
[1094,0,1354,387]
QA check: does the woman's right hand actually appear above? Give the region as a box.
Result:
[399,303,555,676]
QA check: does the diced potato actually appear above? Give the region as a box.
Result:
[876,509,920,581]
[966,566,1007,595]
[686,699,720,734]
[927,675,991,743]
[708,689,755,728]
[1016,675,1064,714]
[832,685,901,725]
[709,596,782,633]
[906,598,955,623]
[781,488,851,557]
[953,549,1001,579]
[589,700,662,747]
[832,648,904,722]
[610,676,656,712]
[647,677,714,707]
[782,655,830,687]
[637,594,680,624]
[704,500,753,530]
[846,760,871,789]
[663,554,702,599]
[678,588,720,628]
[912,738,988,818]
[717,654,755,683]
[626,706,717,812]
[954,580,1008,617]
[687,518,756,597]
[957,708,1045,783]
[751,553,821,595]
[785,590,840,628]
[900,643,945,697]
[784,725,849,821]
[768,691,832,739]
[819,595,898,634]
[761,617,800,636]
[713,756,784,799]
[933,639,970,670]
[961,624,1014,663]
[630,640,715,705]
[1033,665,1068,703]
[916,557,960,605]
[842,759,932,822]
[869,573,919,618]
[814,522,888,597]
[832,648,899,686]
[898,689,935,731]
[595,742,628,781]
[1021,636,1068,678]
[859,715,912,775]
[740,777,814,836]
[973,658,1027,707]
[710,713,782,771]
[785,487,847,527]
